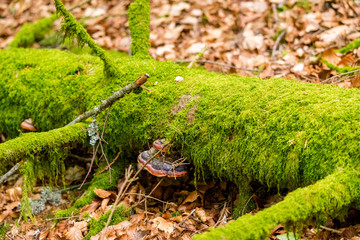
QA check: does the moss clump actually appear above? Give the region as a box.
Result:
[74,164,123,208]
[338,39,360,54]
[84,205,127,240]
[321,59,360,73]
[10,14,58,48]
[0,123,87,174]
[128,0,151,57]
[54,0,120,78]
[193,168,360,240]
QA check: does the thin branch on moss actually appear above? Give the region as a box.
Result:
[174,60,260,72]
[188,45,208,68]
[67,74,149,126]
[0,160,23,184]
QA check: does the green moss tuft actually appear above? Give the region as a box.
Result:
[0,123,88,174]
[54,0,120,78]
[84,205,127,240]
[9,14,58,48]
[74,164,123,208]
[321,59,360,73]
[338,39,360,54]
[128,0,151,57]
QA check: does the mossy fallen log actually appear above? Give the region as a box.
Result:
[0,123,87,170]
[1,47,360,237]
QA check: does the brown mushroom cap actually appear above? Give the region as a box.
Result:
[20,118,37,131]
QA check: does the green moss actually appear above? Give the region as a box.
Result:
[193,169,360,240]
[54,0,120,78]
[321,59,360,73]
[74,163,123,208]
[9,14,58,48]
[84,205,127,240]
[338,39,360,54]
[0,123,87,174]
[55,206,78,219]
[3,48,360,235]
[128,0,151,57]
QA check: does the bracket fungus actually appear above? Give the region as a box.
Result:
[137,139,188,177]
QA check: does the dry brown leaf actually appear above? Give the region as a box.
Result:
[6,187,22,201]
[195,207,207,223]
[65,226,83,240]
[182,190,202,204]
[322,48,341,66]
[152,217,174,237]
[338,54,357,67]
[93,188,112,199]
[39,229,50,240]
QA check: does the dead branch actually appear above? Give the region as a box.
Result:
[0,160,23,184]
[174,60,260,72]
[67,74,149,126]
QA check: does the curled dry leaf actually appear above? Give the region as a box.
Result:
[93,188,111,199]
[195,207,207,223]
[182,190,202,204]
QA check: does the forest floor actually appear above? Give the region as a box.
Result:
[1,0,360,239]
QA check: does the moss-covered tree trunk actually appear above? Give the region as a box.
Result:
[2,0,360,238]
[1,47,360,238]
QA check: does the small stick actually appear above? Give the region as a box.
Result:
[45,215,79,221]
[320,225,342,235]
[68,0,91,11]
[272,30,286,59]
[188,45,208,69]
[179,209,196,227]
[102,150,162,239]
[0,160,23,184]
[97,151,121,174]
[67,74,149,126]
[175,60,260,72]
[127,193,173,205]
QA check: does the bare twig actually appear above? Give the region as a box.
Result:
[214,202,228,227]
[272,30,286,59]
[174,60,260,72]
[320,225,342,235]
[79,144,99,189]
[323,69,360,84]
[67,74,149,126]
[241,194,255,216]
[179,209,196,227]
[0,160,23,184]
[188,45,208,69]
[97,151,121,174]
[101,149,162,239]
[127,193,173,205]
[68,0,91,11]
[45,215,79,221]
